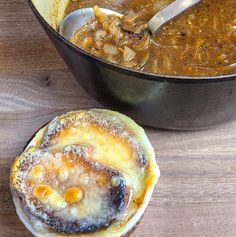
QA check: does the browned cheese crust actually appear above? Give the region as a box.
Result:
[10,109,159,237]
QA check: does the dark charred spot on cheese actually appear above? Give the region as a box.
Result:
[45,216,111,234]
[139,152,147,167]
[110,175,127,212]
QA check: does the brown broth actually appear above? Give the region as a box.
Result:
[65,0,236,77]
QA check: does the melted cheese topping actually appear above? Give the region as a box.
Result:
[11,109,160,237]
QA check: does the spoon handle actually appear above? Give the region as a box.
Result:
[148,0,202,35]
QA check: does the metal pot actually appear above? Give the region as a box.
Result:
[27,0,236,130]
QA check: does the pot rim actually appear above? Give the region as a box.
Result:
[27,0,236,83]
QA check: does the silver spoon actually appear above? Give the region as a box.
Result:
[60,0,201,40]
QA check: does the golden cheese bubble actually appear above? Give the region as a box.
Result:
[58,166,69,182]
[28,165,45,183]
[64,187,83,204]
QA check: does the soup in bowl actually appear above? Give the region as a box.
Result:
[66,0,236,76]
[28,0,236,129]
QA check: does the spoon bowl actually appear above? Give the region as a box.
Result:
[60,0,201,40]
[59,8,123,40]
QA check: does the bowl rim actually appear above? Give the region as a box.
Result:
[27,0,236,83]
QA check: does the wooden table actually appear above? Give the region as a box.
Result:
[1,1,236,236]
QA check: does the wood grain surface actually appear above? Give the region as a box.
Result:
[1,1,236,236]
